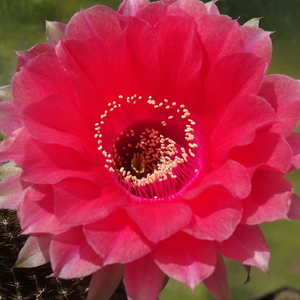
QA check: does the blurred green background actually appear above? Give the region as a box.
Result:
[0,0,299,299]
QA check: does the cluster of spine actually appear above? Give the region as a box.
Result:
[0,209,127,300]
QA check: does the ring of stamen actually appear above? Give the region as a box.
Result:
[94,95,208,202]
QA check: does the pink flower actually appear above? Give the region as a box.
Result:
[1,0,300,299]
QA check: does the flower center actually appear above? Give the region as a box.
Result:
[94,95,208,202]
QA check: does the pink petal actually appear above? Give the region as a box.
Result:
[53,179,126,226]
[203,252,231,300]
[230,132,293,174]
[173,0,207,18]
[184,159,251,200]
[23,93,92,150]
[135,1,168,27]
[286,132,300,170]
[218,224,269,272]
[183,190,242,241]
[205,0,220,14]
[154,14,203,103]
[0,98,22,137]
[15,235,51,268]
[196,14,244,65]
[19,185,70,235]
[241,25,272,64]
[16,43,54,71]
[125,202,192,243]
[288,194,300,220]
[56,38,111,119]
[84,210,153,265]
[210,95,278,168]
[87,264,123,300]
[152,232,216,289]
[107,17,161,99]
[65,6,122,44]
[241,170,292,224]
[258,74,300,137]
[118,0,150,16]
[0,171,23,209]
[46,21,66,46]
[50,227,103,278]
[0,128,29,164]
[12,52,75,110]
[21,141,100,185]
[124,254,165,300]
[202,53,267,129]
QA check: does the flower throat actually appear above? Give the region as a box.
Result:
[94,95,208,202]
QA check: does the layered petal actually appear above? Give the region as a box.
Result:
[84,210,153,265]
[218,224,269,272]
[15,235,51,268]
[184,160,251,200]
[124,255,165,300]
[183,190,242,241]
[87,264,124,300]
[50,227,103,278]
[125,202,192,243]
[153,232,216,289]
[241,24,272,64]
[203,252,231,300]
[241,171,293,224]
[53,179,126,225]
[18,185,70,235]
[0,171,23,209]
[258,74,300,137]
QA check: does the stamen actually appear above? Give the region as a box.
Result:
[93,94,204,201]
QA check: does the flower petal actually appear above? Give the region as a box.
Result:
[23,93,91,150]
[152,232,216,289]
[154,14,203,102]
[202,53,267,129]
[0,98,22,137]
[210,95,277,167]
[184,159,251,200]
[258,74,300,137]
[53,179,126,226]
[288,194,300,220]
[118,0,150,16]
[65,5,122,44]
[172,0,207,19]
[87,264,123,300]
[84,210,153,265]
[46,21,66,46]
[230,132,293,174]
[196,14,244,64]
[126,202,192,243]
[21,141,99,185]
[12,52,75,110]
[15,235,51,268]
[0,171,23,209]
[241,25,272,64]
[241,170,292,224]
[50,227,103,278]
[203,252,231,300]
[286,132,300,171]
[218,224,269,272]
[19,185,70,235]
[124,254,165,300]
[16,43,54,71]
[184,190,242,241]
